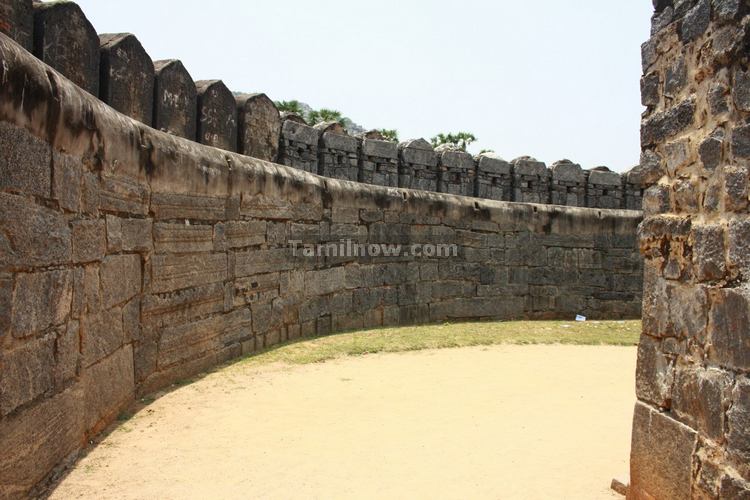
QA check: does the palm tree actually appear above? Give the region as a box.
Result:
[275,100,304,115]
[308,108,346,126]
[430,132,477,152]
[379,129,399,142]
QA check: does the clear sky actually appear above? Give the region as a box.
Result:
[75,0,653,172]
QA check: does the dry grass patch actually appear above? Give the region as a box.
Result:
[240,320,641,366]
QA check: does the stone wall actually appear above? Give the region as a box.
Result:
[0,0,645,210]
[359,137,399,187]
[0,33,643,498]
[278,118,319,173]
[629,1,750,498]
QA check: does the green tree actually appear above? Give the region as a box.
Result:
[377,129,399,142]
[275,100,304,115]
[308,108,346,126]
[430,132,477,152]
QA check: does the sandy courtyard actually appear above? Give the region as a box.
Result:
[52,345,636,499]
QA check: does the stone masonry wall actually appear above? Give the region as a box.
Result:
[436,146,476,197]
[278,119,319,174]
[0,34,642,498]
[318,130,360,182]
[359,137,399,187]
[629,1,750,498]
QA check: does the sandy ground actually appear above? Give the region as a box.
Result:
[51,345,636,500]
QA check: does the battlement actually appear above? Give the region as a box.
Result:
[1,0,644,210]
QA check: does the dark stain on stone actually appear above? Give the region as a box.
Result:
[91,131,105,170]
[660,238,671,261]
[372,191,393,210]
[321,181,333,209]
[271,170,286,189]
[138,129,156,176]
[473,204,491,221]
[1,61,61,143]
[541,210,555,234]
[430,199,448,217]
[42,69,61,143]
[61,92,98,155]
[254,169,266,193]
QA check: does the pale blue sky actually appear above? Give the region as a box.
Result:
[76,0,653,171]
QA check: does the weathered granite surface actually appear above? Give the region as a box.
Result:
[629,1,750,498]
[0,0,32,51]
[195,79,237,152]
[32,1,99,95]
[153,59,196,140]
[99,33,154,126]
[236,93,280,162]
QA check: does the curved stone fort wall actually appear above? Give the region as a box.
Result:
[0,2,642,498]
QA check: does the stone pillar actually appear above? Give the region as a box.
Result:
[236,93,280,162]
[550,159,586,206]
[398,139,438,191]
[195,80,237,152]
[317,123,359,181]
[436,145,476,197]
[0,0,33,51]
[99,33,154,126]
[32,1,99,95]
[278,118,319,173]
[475,153,512,201]
[629,1,750,498]
[511,156,550,204]
[585,167,623,209]
[153,59,196,140]
[359,138,399,187]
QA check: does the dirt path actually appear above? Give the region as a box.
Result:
[52,345,635,499]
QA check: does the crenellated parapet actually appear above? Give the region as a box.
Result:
[195,79,237,151]
[0,0,639,209]
[399,138,439,191]
[153,59,197,140]
[99,33,154,126]
[316,122,359,182]
[278,118,319,173]
[550,160,586,207]
[475,153,513,201]
[359,137,399,187]
[435,145,476,197]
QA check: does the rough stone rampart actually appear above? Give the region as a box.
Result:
[629,1,750,497]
